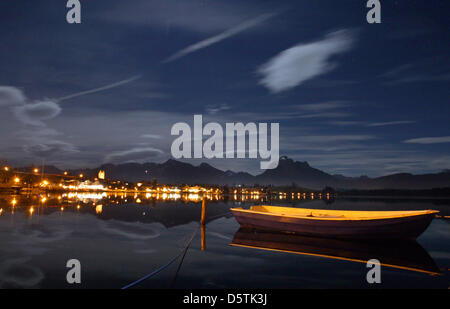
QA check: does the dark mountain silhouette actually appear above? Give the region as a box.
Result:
[255,157,337,188]
[19,157,450,189]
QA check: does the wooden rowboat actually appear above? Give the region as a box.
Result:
[230,206,439,239]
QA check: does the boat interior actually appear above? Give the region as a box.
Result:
[232,205,439,220]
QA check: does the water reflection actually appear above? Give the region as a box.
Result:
[230,228,441,276]
[0,192,448,288]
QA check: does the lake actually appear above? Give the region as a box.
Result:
[0,193,448,288]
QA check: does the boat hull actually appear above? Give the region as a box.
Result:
[231,208,436,239]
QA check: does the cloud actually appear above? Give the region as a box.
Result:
[141,134,162,139]
[258,29,354,93]
[57,75,141,101]
[292,135,375,143]
[381,60,450,85]
[103,0,265,34]
[404,136,450,144]
[367,120,415,127]
[13,100,62,126]
[23,141,79,158]
[329,121,362,126]
[0,86,26,107]
[206,103,231,115]
[105,147,164,163]
[295,101,350,112]
[163,13,275,63]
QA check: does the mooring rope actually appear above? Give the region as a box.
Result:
[121,226,198,289]
[120,210,232,289]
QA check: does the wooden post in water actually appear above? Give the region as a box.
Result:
[201,196,207,251]
[201,195,207,225]
[201,224,206,251]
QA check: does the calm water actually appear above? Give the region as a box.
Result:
[0,193,448,289]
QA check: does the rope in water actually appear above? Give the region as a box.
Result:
[121,226,198,289]
[120,211,232,289]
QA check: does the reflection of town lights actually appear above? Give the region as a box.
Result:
[60,207,64,211]
[76,205,81,210]
[0,208,3,215]
[29,207,34,215]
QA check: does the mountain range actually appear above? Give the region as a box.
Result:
[32,156,450,190]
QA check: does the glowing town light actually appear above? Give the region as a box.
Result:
[79,174,84,178]
[29,207,34,215]
[11,199,17,206]
[98,170,105,180]
[95,204,103,214]
[14,177,20,183]
[4,166,9,171]
[76,205,81,210]
[64,171,68,175]
[60,207,64,211]
[41,197,47,203]
[33,168,39,173]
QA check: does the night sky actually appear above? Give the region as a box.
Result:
[0,0,449,176]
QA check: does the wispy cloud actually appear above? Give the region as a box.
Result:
[329,120,362,126]
[140,134,162,139]
[381,60,450,85]
[0,75,141,161]
[258,29,355,93]
[404,136,450,144]
[105,147,165,163]
[57,75,142,101]
[23,141,79,158]
[13,100,62,126]
[294,101,350,112]
[0,86,27,107]
[103,0,265,34]
[163,13,276,63]
[386,74,450,85]
[205,103,231,115]
[367,120,416,127]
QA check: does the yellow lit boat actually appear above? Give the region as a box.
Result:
[230,206,439,239]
